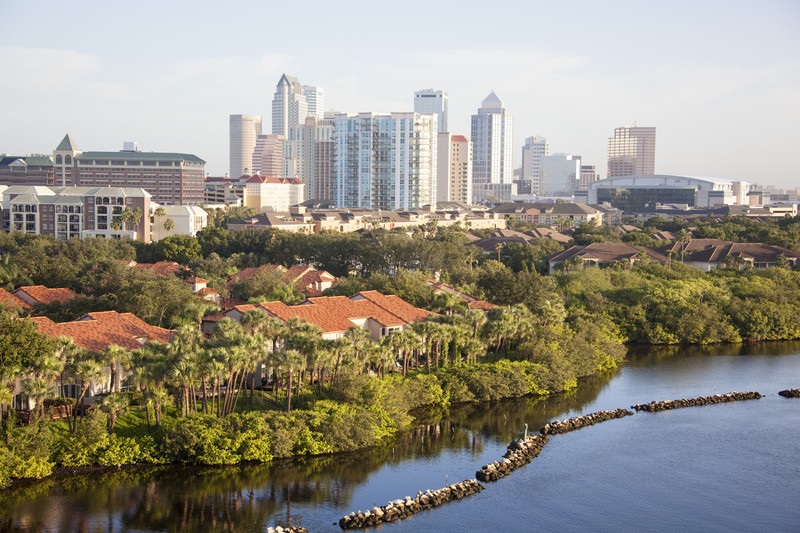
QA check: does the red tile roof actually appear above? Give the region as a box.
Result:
[13,286,80,305]
[227,264,337,296]
[134,261,183,277]
[0,288,31,310]
[29,311,173,352]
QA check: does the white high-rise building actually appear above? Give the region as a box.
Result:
[414,89,448,133]
[470,91,514,203]
[229,114,262,178]
[541,153,581,197]
[521,135,549,196]
[272,74,308,137]
[333,112,437,211]
[302,85,325,119]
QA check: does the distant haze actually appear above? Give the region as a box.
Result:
[1,0,798,189]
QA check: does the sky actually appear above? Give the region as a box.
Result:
[2,0,799,189]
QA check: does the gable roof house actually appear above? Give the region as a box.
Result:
[226,264,337,297]
[12,285,80,306]
[201,290,430,340]
[663,241,799,271]
[0,288,31,312]
[547,242,669,274]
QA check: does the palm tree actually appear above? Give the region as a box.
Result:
[96,392,130,434]
[272,349,305,412]
[22,376,51,420]
[100,344,131,393]
[65,352,104,433]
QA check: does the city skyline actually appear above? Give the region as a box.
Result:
[1,1,798,189]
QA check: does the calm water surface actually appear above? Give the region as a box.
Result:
[3,342,799,532]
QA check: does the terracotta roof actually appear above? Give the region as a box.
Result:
[0,288,31,310]
[29,311,173,352]
[426,280,497,310]
[451,135,469,142]
[13,285,80,305]
[187,276,208,284]
[244,175,303,185]
[208,291,430,335]
[134,261,183,277]
[227,264,337,296]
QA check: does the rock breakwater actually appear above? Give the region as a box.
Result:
[778,388,800,398]
[632,391,762,412]
[476,433,550,482]
[338,479,484,530]
[539,408,634,435]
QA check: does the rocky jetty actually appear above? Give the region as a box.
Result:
[778,388,800,398]
[476,433,550,482]
[338,479,484,530]
[267,527,308,533]
[632,391,762,412]
[539,408,634,435]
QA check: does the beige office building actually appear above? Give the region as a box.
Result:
[607,126,656,178]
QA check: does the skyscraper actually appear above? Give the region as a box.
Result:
[272,74,308,137]
[229,114,262,178]
[302,85,325,119]
[471,91,514,203]
[520,135,549,196]
[414,89,448,133]
[607,126,656,178]
[286,116,335,200]
[252,134,285,177]
[333,112,437,211]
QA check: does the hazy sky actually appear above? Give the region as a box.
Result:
[2,0,799,188]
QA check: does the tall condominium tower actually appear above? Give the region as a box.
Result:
[302,85,325,119]
[607,126,656,178]
[520,135,549,196]
[414,89,448,133]
[470,91,514,203]
[229,114,262,178]
[333,112,437,211]
[272,74,308,137]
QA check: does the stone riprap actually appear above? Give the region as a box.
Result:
[338,479,484,530]
[778,388,800,398]
[267,527,308,533]
[476,433,549,482]
[632,391,763,412]
[539,408,634,435]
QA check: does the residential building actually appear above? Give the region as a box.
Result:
[226,264,337,297]
[251,134,285,178]
[272,74,308,137]
[520,136,549,196]
[243,175,304,213]
[414,89,448,133]
[51,136,205,206]
[333,112,437,211]
[661,240,799,271]
[0,155,56,186]
[201,290,431,340]
[548,242,668,274]
[493,202,603,228]
[0,288,31,312]
[203,175,246,206]
[12,285,79,306]
[438,134,472,204]
[150,204,208,242]
[471,91,514,203]
[1,185,151,241]
[607,126,656,178]
[540,154,581,197]
[229,114,263,178]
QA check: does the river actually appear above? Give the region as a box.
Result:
[2,342,799,532]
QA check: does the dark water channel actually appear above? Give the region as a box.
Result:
[3,342,800,532]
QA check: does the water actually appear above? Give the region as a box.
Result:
[2,342,799,532]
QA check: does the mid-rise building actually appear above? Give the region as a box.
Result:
[229,114,263,178]
[414,89,448,133]
[150,204,208,242]
[1,185,151,242]
[577,165,598,191]
[0,155,55,186]
[607,126,656,178]
[332,112,437,211]
[437,134,472,204]
[520,135,549,196]
[243,175,304,213]
[471,91,514,203]
[272,74,308,137]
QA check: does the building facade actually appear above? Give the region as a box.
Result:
[229,114,263,178]
[414,89,448,133]
[607,126,656,178]
[471,91,514,203]
[1,185,151,241]
[252,134,285,178]
[0,155,55,186]
[333,112,437,211]
[520,135,549,196]
[540,153,581,197]
[286,116,335,201]
[243,175,305,213]
[302,85,325,119]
